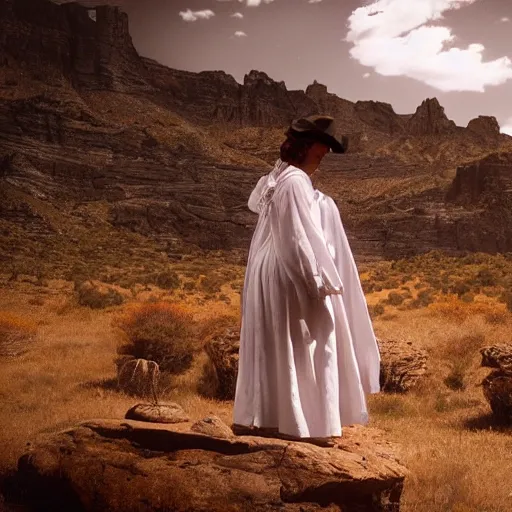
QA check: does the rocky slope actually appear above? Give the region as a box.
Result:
[1,0,512,280]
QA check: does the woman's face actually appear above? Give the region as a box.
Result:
[306,142,330,169]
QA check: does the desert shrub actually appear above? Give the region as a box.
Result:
[429,296,508,323]
[444,361,467,391]
[0,312,37,357]
[183,281,196,292]
[76,281,125,309]
[28,297,45,306]
[368,303,385,318]
[153,270,180,290]
[409,289,435,309]
[382,279,400,290]
[361,280,375,294]
[116,302,197,374]
[387,291,405,306]
[475,268,498,287]
[116,357,160,401]
[460,292,475,303]
[441,333,485,391]
[199,273,225,294]
[218,293,231,304]
[499,290,512,313]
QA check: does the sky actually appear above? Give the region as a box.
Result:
[65,0,512,133]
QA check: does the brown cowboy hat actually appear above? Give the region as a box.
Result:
[286,115,348,154]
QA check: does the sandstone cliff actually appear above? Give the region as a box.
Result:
[1,0,512,279]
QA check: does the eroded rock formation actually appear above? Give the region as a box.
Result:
[10,417,408,511]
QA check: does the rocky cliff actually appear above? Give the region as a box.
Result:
[1,0,512,280]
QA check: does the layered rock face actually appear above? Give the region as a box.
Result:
[2,0,512,271]
[444,153,512,252]
[0,0,147,92]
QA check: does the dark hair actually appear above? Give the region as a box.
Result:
[279,133,316,165]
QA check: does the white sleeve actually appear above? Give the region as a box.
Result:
[270,175,343,301]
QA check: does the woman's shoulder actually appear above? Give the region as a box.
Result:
[276,165,312,190]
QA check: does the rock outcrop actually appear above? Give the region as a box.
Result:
[0,0,148,92]
[10,417,407,511]
[204,325,240,400]
[446,152,512,206]
[406,98,457,136]
[467,116,501,139]
[354,101,405,135]
[481,344,512,422]
[378,338,428,393]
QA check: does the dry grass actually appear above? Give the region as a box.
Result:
[0,311,38,357]
[1,256,512,510]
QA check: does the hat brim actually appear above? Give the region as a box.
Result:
[288,128,348,154]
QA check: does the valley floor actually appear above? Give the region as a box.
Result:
[0,255,511,511]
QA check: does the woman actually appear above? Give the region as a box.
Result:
[233,115,380,441]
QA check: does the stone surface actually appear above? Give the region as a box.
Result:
[190,415,235,439]
[12,418,407,511]
[125,402,190,424]
[378,338,428,393]
[480,344,512,422]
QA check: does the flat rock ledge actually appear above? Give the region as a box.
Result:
[11,418,407,512]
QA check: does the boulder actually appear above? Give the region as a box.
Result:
[480,344,512,422]
[203,332,428,397]
[12,418,407,511]
[480,344,512,371]
[378,338,428,392]
[204,326,240,400]
[125,402,189,424]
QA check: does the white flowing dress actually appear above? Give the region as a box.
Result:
[233,159,380,438]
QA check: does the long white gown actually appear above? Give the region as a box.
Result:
[233,159,380,438]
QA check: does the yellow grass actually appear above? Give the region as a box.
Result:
[1,272,511,511]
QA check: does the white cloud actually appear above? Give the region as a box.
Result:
[231,12,244,18]
[501,117,512,136]
[244,0,275,6]
[363,72,371,78]
[179,9,215,22]
[501,17,510,22]
[308,0,323,3]
[346,0,512,92]
[234,31,248,37]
